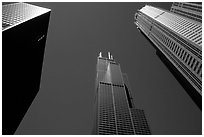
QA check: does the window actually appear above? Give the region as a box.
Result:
[168,40,172,47]
[198,41,202,45]
[182,51,187,61]
[190,58,196,68]
[180,27,188,34]
[155,21,201,58]
[179,49,184,58]
[190,33,199,41]
[177,47,182,55]
[197,64,202,74]
[176,25,184,32]
[164,36,168,46]
[175,46,180,54]
[194,61,199,71]
[179,19,188,26]
[173,43,177,51]
[169,41,173,49]
[193,25,201,32]
[195,37,201,43]
[186,31,195,38]
[189,24,197,30]
[188,56,193,66]
[185,54,190,63]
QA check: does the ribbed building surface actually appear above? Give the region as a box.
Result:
[170,2,202,23]
[2,2,50,31]
[93,52,151,135]
[134,5,202,95]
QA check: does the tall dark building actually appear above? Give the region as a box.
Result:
[134,5,202,109]
[93,52,151,135]
[2,3,51,134]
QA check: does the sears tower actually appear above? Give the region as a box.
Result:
[92,52,151,135]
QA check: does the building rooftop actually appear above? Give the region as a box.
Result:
[139,5,202,47]
[2,2,51,31]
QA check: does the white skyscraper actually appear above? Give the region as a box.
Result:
[134,5,202,99]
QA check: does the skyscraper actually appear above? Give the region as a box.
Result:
[93,52,151,135]
[170,2,202,23]
[2,3,51,134]
[134,5,202,108]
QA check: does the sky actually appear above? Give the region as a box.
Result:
[13,2,201,135]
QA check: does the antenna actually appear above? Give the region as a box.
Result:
[111,55,113,60]
[99,52,102,58]
[108,52,111,59]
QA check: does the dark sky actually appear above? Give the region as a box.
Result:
[15,2,201,135]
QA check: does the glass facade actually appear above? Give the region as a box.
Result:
[170,2,202,23]
[93,53,151,135]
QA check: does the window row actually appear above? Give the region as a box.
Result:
[156,12,201,45]
[152,26,202,77]
[136,17,151,35]
[183,3,202,10]
[99,117,115,122]
[117,130,134,133]
[137,14,152,30]
[99,117,115,121]
[173,2,202,10]
[182,5,202,12]
[173,9,202,21]
[99,113,115,117]
[176,11,202,23]
[174,9,202,21]
[167,11,201,34]
[117,125,134,129]
[140,12,154,23]
[138,13,202,77]
[98,130,116,134]
[154,21,201,58]
[158,16,193,37]
[172,3,202,13]
[177,19,201,35]
[139,9,202,48]
[135,131,151,135]
[150,31,202,91]
[139,15,202,77]
[99,124,116,128]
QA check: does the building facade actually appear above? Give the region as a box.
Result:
[134,5,202,102]
[3,3,51,134]
[93,52,151,135]
[170,2,202,23]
